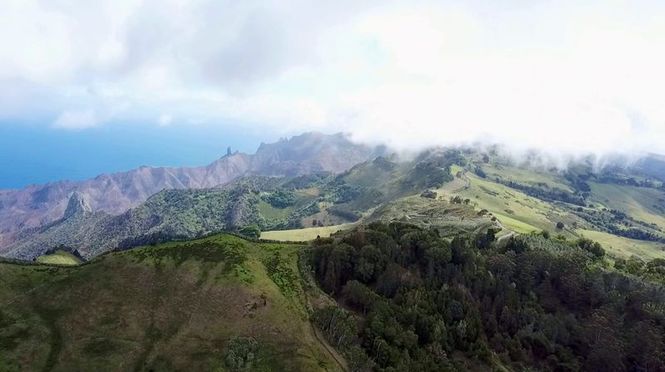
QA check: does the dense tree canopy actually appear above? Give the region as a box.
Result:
[310,222,665,371]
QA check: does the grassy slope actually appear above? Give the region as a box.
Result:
[0,235,341,372]
[367,194,494,237]
[262,163,573,242]
[257,200,293,220]
[260,224,355,242]
[438,170,562,234]
[588,182,665,227]
[442,164,665,260]
[577,229,665,260]
[481,163,573,192]
[35,250,82,266]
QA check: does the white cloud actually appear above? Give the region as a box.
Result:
[52,109,99,130]
[1,0,665,157]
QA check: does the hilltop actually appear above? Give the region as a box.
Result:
[3,223,664,371]
[0,234,342,371]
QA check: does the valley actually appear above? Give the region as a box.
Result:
[5,1,665,370]
[3,135,665,371]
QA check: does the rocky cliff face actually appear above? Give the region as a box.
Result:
[63,191,92,219]
[0,132,376,252]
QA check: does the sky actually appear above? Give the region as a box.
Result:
[0,122,262,188]
[1,0,665,188]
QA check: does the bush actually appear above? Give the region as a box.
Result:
[474,166,487,178]
[421,190,438,199]
[239,225,261,239]
[575,238,605,258]
[223,337,259,370]
[263,190,296,208]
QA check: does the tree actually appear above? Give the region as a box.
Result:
[239,225,261,239]
[263,189,297,208]
[474,166,487,178]
[556,222,565,230]
[576,238,605,258]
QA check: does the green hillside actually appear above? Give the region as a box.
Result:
[367,194,494,237]
[436,160,665,260]
[577,229,665,260]
[588,182,665,227]
[35,250,82,266]
[0,235,342,372]
[6,148,665,265]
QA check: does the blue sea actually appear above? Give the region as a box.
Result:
[0,122,265,189]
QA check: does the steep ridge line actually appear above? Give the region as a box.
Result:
[0,132,378,251]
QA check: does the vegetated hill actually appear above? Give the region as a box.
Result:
[634,153,665,182]
[2,150,472,261]
[324,149,460,216]
[7,145,665,263]
[0,234,343,372]
[367,194,497,237]
[3,186,261,260]
[308,222,665,371]
[438,151,665,260]
[0,132,378,249]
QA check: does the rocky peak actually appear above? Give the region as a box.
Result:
[63,191,92,219]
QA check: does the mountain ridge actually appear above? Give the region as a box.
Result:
[0,132,377,249]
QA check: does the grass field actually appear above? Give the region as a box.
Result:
[480,163,574,192]
[588,182,665,229]
[434,165,665,261]
[0,234,342,371]
[260,224,355,241]
[438,170,563,234]
[257,199,293,220]
[491,212,541,234]
[577,229,665,260]
[35,250,82,266]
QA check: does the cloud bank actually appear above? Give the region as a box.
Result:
[1,0,664,156]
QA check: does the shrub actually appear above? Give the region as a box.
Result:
[223,337,259,370]
[263,190,296,208]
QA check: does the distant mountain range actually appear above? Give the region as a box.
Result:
[0,132,379,250]
[3,137,665,372]
[1,150,469,261]
[3,132,665,263]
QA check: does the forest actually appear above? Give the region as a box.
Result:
[309,222,665,371]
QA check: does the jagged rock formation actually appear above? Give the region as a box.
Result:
[63,191,92,218]
[0,132,377,252]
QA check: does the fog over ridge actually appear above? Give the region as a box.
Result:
[1,0,664,160]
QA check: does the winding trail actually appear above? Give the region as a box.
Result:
[309,321,349,372]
